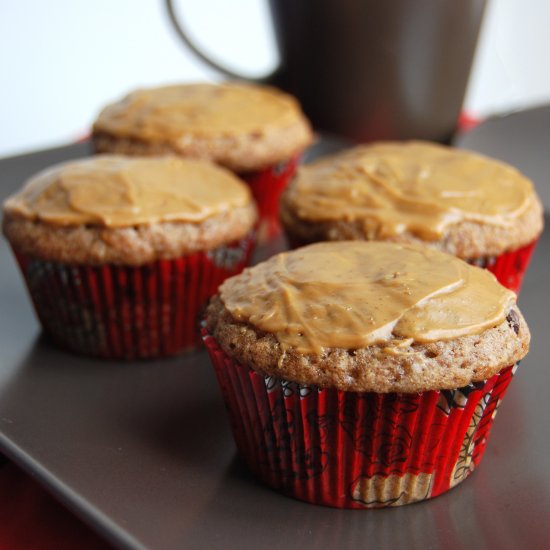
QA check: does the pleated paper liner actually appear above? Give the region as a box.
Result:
[13,235,253,360]
[470,240,538,294]
[285,237,538,294]
[240,154,300,243]
[203,330,517,508]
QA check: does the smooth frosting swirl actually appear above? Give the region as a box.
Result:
[285,141,536,240]
[4,155,252,227]
[219,241,515,354]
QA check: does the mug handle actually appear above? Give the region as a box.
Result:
[165,0,278,83]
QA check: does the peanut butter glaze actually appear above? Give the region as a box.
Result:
[94,83,303,141]
[219,241,515,354]
[4,155,252,227]
[285,142,535,240]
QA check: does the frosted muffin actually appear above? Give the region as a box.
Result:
[93,82,314,240]
[3,155,256,359]
[281,141,544,292]
[204,241,530,508]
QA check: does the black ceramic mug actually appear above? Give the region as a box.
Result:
[166,0,486,143]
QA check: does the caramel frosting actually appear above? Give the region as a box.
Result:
[285,141,536,240]
[4,155,252,227]
[219,241,515,354]
[94,83,306,143]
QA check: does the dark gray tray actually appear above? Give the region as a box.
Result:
[1,131,549,549]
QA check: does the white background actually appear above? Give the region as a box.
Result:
[1,0,550,158]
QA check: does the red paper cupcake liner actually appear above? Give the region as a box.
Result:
[13,235,253,360]
[203,330,517,508]
[240,154,300,242]
[468,240,538,294]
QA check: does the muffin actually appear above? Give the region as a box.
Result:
[3,155,256,359]
[281,141,544,292]
[92,82,314,241]
[203,241,530,508]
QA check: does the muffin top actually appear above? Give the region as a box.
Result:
[3,155,256,265]
[281,141,543,257]
[207,241,530,392]
[4,155,251,227]
[93,83,313,172]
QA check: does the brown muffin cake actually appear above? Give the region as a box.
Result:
[92,82,313,172]
[3,155,257,358]
[203,241,531,507]
[207,241,528,393]
[281,141,543,291]
[92,82,314,241]
[207,296,526,394]
[3,156,256,266]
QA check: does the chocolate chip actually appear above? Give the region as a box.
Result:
[506,309,520,335]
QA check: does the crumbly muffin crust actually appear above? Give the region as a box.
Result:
[3,203,256,266]
[206,295,529,393]
[280,193,544,259]
[93,126,312,174]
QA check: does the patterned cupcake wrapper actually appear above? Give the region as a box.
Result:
[13,235,254,360]
[203,331,517,508]
[469,240,538,294]
[241,154,300,243]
